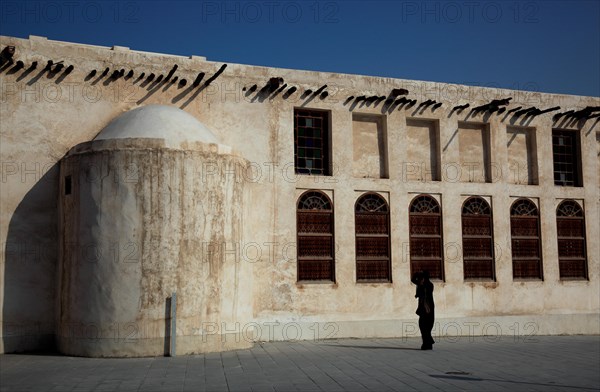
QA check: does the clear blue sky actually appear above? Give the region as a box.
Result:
[1,0,599,97]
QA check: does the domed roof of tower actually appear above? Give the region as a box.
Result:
[94,105,219,147]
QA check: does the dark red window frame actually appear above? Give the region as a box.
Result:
[556,200,588,279]
[461,196,495,280]
[409,194,444,280]
[296,190,335,282]
[510,198,543,280]
[355,193,391,282]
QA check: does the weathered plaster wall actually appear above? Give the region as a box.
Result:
[458,122,491,183]
[597,132,600,186]
[352,114,387,179]
[405,119,440,182]
[1,35,599,354]
[506,126,538,185]
[58,139,251,356]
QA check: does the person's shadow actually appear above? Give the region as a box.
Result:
[323,343,421,350]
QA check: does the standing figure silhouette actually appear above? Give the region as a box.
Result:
[412,271,435,350]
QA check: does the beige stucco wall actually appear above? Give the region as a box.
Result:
[57,139,251,356]
[0,35,599,355]
[405,119,440,182]
[506,126,538,185]
[352,113,387,179]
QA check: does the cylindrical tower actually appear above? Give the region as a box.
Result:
[57,105,253,357]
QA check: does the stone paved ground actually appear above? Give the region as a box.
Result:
[1,336,599,391]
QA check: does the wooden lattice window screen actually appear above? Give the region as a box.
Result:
[355,193,391,282]
[297,191,335,281]
[556,200,587,279]
[461,197,495,280]
[409,195,443,280]
[510,198,542,279]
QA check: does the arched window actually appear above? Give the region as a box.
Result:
[556,200,587,279]
[296,191,335,281]
[510,198,542,279]
[461,197,495,280]
[355,193,391,282]
[409,195,443,280]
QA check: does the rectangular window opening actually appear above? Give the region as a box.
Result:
[64,175,72,195]
[552,130,582,187]
[294,109,331,176]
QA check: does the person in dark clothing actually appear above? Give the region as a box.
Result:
[411,271,435,350]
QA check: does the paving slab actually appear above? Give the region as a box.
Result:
[1,336,599,391]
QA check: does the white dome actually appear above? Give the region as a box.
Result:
[94,105,219,147]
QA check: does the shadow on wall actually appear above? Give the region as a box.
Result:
[3,163,59,353]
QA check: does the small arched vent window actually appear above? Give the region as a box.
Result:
[409,195,443,280]
[355,193,391,282]
[556,200,587,279]
[461,197,494,280]
[510,198,542,279]
[296,191,335,281]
